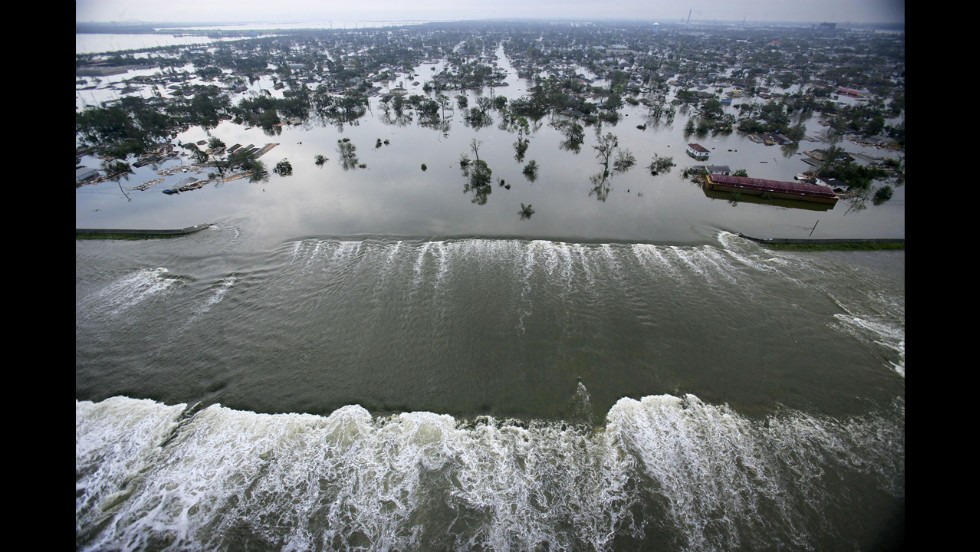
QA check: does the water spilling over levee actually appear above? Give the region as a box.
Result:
[77,394,904,551]
[76,232,905,549]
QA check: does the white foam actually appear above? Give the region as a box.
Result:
[607,394,905,549]
[289,240,303,263]
[306,241,322,267]
[833,314,906,377]
[573,244,595,287]
[715,230,746,250]
[696,246,740,284]
[532,240,560,278]
[597,243,623,285]
[76,400,642,550]
[77,394,903,551]
[76,397,188,541]
[435,241,450,288]
[518,243,537,333]
[327,241,361,268]
[206,276,236,308]
[631,243,679,278]
[385,240,403,266]
[412,242,432,287]
[81,268,179,317]
[668,246,709,282]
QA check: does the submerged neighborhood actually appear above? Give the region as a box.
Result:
[75,13,906,551]
[76,19,904,217]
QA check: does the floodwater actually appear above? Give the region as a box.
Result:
[75,33,252,54]
[76,45,904,247]
[76,35,905,551]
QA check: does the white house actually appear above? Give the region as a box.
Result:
[686,143,710,160]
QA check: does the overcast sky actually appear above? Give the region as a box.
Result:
[77,0,905,25]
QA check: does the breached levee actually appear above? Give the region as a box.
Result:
[76,394,904,551]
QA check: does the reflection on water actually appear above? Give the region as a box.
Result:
[702,186,836,212]
[76,48,904,244]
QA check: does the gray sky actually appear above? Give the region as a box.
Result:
[77,0,904,25]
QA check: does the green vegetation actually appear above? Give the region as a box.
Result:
[589,133,634,201]
[513,136,529,163]
[337,138,359,170]
[76,97,177,159]
[311,88,368,125]
[247,160,269,183]
[613,150,636,173]
[274,159,293,176]
[462,159,492,204]
[552,119,585,153]
[460,139,493,204]
[204,144,266,182]
[519,203,535,220]
[523,160,539,182]
[873,185,893,205]
[101,160,132,178]
[75,21,903,216]
[817,146,889,190]
[647,155,675,176]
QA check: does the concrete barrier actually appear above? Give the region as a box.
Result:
[76,223,212,239]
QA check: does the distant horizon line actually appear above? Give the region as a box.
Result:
[76,18,905,28]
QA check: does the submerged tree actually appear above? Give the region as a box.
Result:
[274,159,293,176]
[873,185,893,205]
[247,160,269,183]
[460,142,492,205]
[514,135,529,163]
[593,132,619,172]
[463,159,493,205]
[207,136,226,151]
[101,159,132,180]
[519,203,535,220]
[523,160,539,182]
[314,154,327,166]
[613,149,636,173]
[337,138,359,170]
[553,119,584,153]
[587,132,633,201]
[647,155,675,176]
[512,116,531,162]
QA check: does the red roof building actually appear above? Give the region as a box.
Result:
[705,174,839,205]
